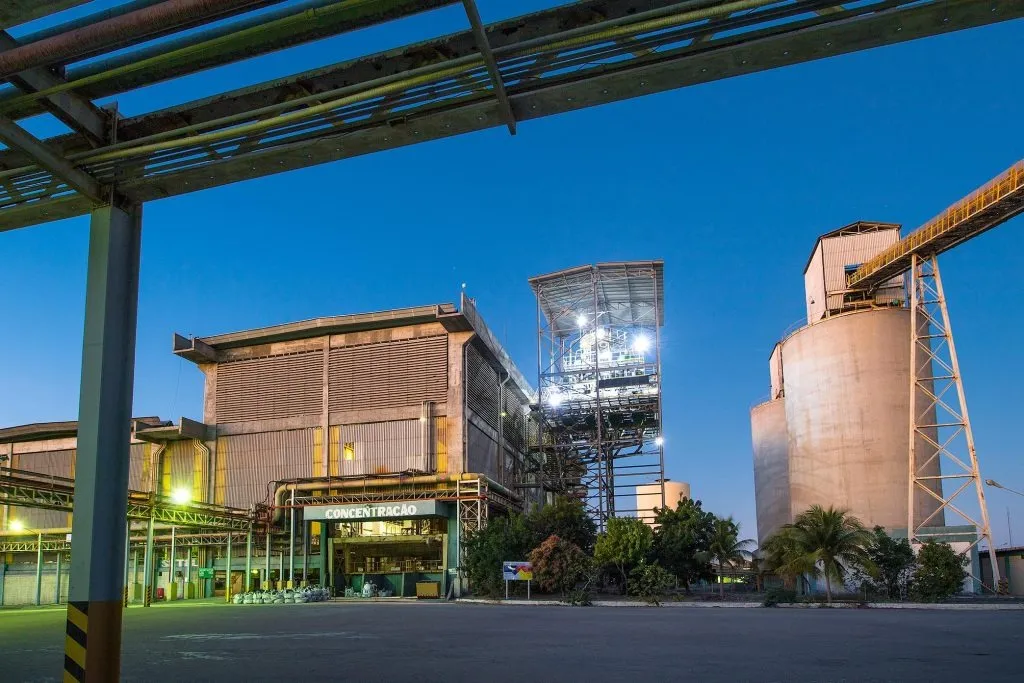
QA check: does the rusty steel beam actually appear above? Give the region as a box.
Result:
[0,116,103,202]
[0,0,286,81]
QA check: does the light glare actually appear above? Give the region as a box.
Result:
[10,519,25,532]
[171,488,191,505]
[655,436,664,447]
[576,314,587,327]
[633,334,651,353]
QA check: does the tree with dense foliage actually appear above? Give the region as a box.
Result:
[528,534,594,597]
[651,498,716,593]
[761,505,874,603]
[528,497,597,553]
[628,561,675,605]
[910,541,967,602]
[707,517,755,596]
[594,516,653,593]
[859,526,916,600]
[462,514,534,597]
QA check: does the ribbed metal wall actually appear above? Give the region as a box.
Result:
[164,440,195,497]
[128,443,151,492]
[466,342,499,430]
[467,422,500,482]
[328,336,447,412]
[219,429,315,509]
[336,420,429,476]
[10,449,74,529]
[216,350,323,423]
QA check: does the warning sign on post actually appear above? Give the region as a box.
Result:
[502,561,533,581]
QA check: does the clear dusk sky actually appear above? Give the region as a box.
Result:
[1,2,1022,545]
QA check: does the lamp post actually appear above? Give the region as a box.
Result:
[985,480,1022,547]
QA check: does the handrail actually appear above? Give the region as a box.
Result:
[849,161,1024,289]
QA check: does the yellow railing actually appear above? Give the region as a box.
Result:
[850,160,1024,287]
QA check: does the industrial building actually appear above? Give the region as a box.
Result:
[636,480,690,526]
[1,296,543,604]
[751,161,1024,593]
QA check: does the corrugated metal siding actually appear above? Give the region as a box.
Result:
[328,336,447,412]
[822,231,903,313]
[434,416,448,474]
[164,441,194,497]
[467,422,500,482]
[216,350,323,423]
[11,449,74,529]
[128,443,152,492]
[466,342,499,431]
[336,420,429,476]
[220,430,314,509]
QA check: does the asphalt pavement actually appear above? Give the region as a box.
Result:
[1,600,1020,682]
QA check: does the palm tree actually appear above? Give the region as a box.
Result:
[762,505,875,603]
[708,518,755,597]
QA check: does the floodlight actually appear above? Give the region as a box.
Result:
[10,519,25,532]
[171,488,191,505]
[633,335,651,354]
[655,436,664,447]
[547,391,564,407]
[576,314,587,328]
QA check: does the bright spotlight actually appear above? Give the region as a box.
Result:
[547,391,564,407]
[633,335,651,354]
[171,488,191,505]
[596,327,606,339]
[576,314,587,328]
[10,519,25,532]
[655,437,664,447]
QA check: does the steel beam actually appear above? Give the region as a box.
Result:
[64,204,142,683]
[461,0,515,135]
[0,115,103,203]
[35,532,43,605]
[0,31,109,145]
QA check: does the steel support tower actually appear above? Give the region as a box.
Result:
[908,254,1000,589]
[530,262,665,529]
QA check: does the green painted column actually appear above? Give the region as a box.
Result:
[319,523,329,589]
[245,529,252,592]
[55,552,63,604]
[34,533,43,606]
[142,514,155,606]
[64,204,142,682]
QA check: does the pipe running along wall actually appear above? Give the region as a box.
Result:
[269,473,519,525]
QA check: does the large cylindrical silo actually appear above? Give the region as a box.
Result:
[751,398,790,543]
[781,308,942,531]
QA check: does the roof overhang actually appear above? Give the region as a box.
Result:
[0,416,167,444]
[134,417,211,443]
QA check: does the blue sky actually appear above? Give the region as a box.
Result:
[1,3,1022,545]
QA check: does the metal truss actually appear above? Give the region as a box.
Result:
[531,263,665,529]
[0,467,253,531]
[287,477,517,513]
[0,539,70,553]
[908,254,1000,589]
[2,0,1021,231]
[457,479,487,557]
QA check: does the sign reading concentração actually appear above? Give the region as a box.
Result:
[304,500,443,522]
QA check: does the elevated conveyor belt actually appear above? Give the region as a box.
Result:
[848,161,1024,291]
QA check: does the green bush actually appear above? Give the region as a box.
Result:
[762,587,797,607]
[628,562,675,605]
[463,514,534,598]
[910,541,967,603]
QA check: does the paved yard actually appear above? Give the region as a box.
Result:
[1,600,1020,682]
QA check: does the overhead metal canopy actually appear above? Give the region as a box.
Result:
[0,0,1021,232]
[530,261,665,337]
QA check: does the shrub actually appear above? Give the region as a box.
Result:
[463,514,534,598]
[628,562,675,605]
[762,587,797,607]
[529,535,594,598]
[910,541,967,602]
[528,498,598,553]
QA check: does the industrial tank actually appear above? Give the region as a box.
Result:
[636,480,691,524]
[777,308,942,532]
[751,398,790,543]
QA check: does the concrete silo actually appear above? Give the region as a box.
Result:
[636,480,691,525]
[751,223,943,542]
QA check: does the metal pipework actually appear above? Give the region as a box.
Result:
[0,0,285,81]
[269,473,519,524]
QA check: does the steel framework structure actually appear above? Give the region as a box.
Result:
[0,467,254,531]
[907,254,999,589]
[530,262,665,528]
[1,1,1022,232]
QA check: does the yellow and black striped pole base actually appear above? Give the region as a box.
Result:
[64,600,124,682]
